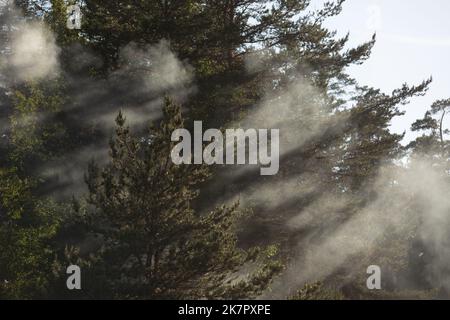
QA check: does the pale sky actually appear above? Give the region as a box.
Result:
[317,0,450,143]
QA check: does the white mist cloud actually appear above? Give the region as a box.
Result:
[117,40,193,93]
[91,40,195,129]
[263,157,450,297]
[37,39,195,197]
[7,21,60,81]
[212,55,450,297]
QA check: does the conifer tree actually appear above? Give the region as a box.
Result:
[80,98,282,299]
[0,167,62,299]
[409,98,450,165]
[0,81,69,299]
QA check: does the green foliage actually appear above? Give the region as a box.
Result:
[0,81,67,300]
[409,98,450,166]
[289,282,343,300]
[9,81,66,168]
[78,98,282,299]
[0,167,62,299]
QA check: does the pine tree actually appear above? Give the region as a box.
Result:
[79,98,282,299]
[409,98,450,165]
[0,81,70,299]
[0,167,62,299]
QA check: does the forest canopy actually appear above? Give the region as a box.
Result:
[0,0,449,300]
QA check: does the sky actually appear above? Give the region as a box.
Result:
[314,0,450,143]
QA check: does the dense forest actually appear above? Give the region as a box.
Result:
[0,0,449,299]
